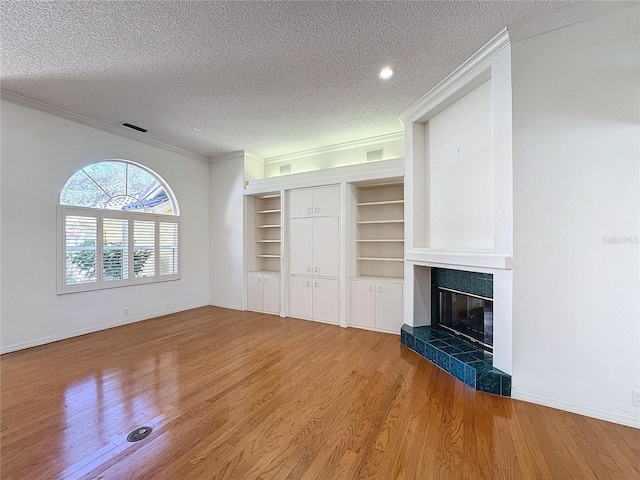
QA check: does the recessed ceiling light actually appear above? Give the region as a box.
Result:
[378,66,394,80]
[192,127,202,132]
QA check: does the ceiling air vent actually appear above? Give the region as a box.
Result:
[120,122,148,133]
[367,148,383,162]
[279,164,291,175]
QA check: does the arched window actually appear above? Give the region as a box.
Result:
[59,160,180,293]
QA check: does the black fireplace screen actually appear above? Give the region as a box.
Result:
[438,288,493,349]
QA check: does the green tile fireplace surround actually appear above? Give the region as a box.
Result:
[401,268,511,397]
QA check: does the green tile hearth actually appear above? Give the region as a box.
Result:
[400,324,511,397]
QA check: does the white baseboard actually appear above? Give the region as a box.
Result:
[208,302,243,311]
[349,324,400,335]
[511,389,640,429]
[0,303,209,354]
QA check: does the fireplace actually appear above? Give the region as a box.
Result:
[438,288,493,350]
[431,268,494,351]
[401,265,511,397]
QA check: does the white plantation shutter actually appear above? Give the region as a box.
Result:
[159,221,179,276]
[103,218,129,282]
[59,206,180,293]
[133,220,156,279]
[65,215,98,287]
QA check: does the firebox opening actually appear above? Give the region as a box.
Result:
[437,287,493,351]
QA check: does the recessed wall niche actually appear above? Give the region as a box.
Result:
[428,79,494,250]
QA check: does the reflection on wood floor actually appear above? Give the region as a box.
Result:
[1,306,638,479]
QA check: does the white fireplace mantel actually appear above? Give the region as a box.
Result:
[406,249,513,271]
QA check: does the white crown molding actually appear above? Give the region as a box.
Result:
[209,150,247,163]
[264,132,404,165]
[507,1,638,43]
[208,150,264,165]
[0,89,209,163]
[244,151,265,165]
[209,150,266,163]
[400,29,510,124]
[512,389,640,429]
[244,157,404,195]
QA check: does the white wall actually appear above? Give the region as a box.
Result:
[0,100,211,353]
[511,5,640,427]
[209,153,246,310]
[263,133,404,178]
[429,80,494,250]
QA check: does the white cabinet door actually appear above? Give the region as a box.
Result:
[289,275,313,319]
[312,278,339,324]
[288,189,313,218]
[375,281,403,333]
[263,273,280,314]
[312,185,340,217]
[289,218,313,275]
[350,280,376,328]
[247,272,263,311]
[312,216,339,277]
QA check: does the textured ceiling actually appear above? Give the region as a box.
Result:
[1,1,574,160]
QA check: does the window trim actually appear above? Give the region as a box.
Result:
[58,205,180,294]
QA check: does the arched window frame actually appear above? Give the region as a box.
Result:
[58,160,180,294]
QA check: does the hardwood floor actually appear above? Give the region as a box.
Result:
[1,307,638,479]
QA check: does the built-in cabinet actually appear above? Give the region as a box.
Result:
[254,194,282,272]
[289,186,340,218]
[247,272,280,314]
[349,182,404,333]
[288,185,340,324]
[289,276,339,324]
[247,193,282,314]
[243,160,406,333]
[289,216,339,277]
[350,278,403,333]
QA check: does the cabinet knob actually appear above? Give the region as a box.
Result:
[369,286,373,293]
[315,282,319,288]
[258,277,261,283]
[307,266,312,272]
[264,277,268,283]
[307,207,312,214]
[379,287,383,293]
[307,281,311,287]
[314,207,320,213]
[314,267,319,273]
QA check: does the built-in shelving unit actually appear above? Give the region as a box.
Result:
[354,183,404,278]
[254,194,281,272]
[243,158,406,328]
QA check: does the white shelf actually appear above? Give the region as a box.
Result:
[356,220,404,225]
[405,249,513,270]
[357,257,404,262]
[254,194,281,273]
[356,200,404,207]
[357,239,403,243]
[354,183,405,279]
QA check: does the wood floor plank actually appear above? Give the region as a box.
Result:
[1,306,638,479]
